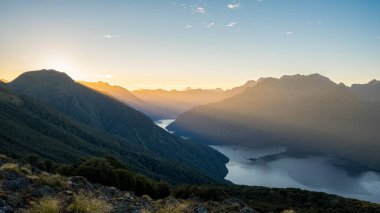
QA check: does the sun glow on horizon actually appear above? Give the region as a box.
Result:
[41,57,86,81]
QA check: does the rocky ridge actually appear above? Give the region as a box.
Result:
[0,155,256,213]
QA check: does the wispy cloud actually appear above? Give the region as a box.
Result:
[104,35,120,39]
[226,22,238,27]
[94,74,114,79]
[185,25,192,29]
[206,22,215,28]
[285,31,293,35]
[227,3,240,10]
[195,7,206,14]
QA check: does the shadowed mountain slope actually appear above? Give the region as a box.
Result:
[79,81,175,120]
[5,70,228,182]
[168,74,380,170]
[83,79,261,120]
[350,80,380,103]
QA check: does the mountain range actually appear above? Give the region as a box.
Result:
[82,79,260,120]
[0,70,228,184]
[168,74,380,171]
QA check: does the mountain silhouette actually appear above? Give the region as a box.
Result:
[350,79,380,103]
[168,74,380,170]
[6,70,228,182]
[80,81,176,120]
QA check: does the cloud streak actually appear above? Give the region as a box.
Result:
[104,35,120,39]
[195,7,206,14]
[226,22,238,27]
[227,3,240,10]
[206,22,215,28]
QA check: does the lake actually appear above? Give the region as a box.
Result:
[155,119,380,203]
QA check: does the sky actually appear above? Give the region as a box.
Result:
[0,0,379,90]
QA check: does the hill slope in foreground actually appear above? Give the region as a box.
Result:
[1,155,379,213]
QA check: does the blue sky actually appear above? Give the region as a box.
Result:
[0,0,379,89]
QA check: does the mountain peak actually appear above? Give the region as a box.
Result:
[368,79,379,86]
[242,80,257,87]
[11,69,74,85]
[280,73,332,82]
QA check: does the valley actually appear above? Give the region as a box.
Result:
[156,119,380,203]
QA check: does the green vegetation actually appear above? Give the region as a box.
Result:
[173,185,380,213]
[21,155,380,213]
[7,70,228,181]
[0,83,224,185]
[23,156,171,199]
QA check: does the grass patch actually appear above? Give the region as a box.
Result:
[67,191,111,213]
[28,197,61,213]
[0,163,31,175]
[37,172,68,188]
[157,201,191,213]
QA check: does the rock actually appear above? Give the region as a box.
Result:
[3,177,29,191]
[69,176,94,192]
[240,207,257,213]
[6,194,23,208]
[30,185,54,197]
[100,186,121,198]
[193,204,210,213]
[141,194,152,201]
[223,198,246,208]
[0,199,13,213]
[164,197,180,206]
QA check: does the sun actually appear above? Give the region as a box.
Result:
[42,57,84,80]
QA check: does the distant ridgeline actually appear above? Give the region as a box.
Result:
[0,70,228,184]
[81,79,260,120]
[168,74,380,171]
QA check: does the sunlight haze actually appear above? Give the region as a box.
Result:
[1,0,379,89]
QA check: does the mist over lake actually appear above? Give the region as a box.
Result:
[156,119,380,203]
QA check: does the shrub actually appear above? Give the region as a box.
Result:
[67,191,111,213]
[28,197,61,213]
[68,157,171,199]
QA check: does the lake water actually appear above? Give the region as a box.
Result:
[154,119,175,130]
[155,119,380,203]
[212,145,380,203]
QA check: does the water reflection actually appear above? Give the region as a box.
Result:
[211,145,380,203]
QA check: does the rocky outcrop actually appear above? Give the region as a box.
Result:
[0,156,255,213]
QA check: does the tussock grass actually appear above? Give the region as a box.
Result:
[67,191,111,213]
[157,201,191,213]
[282,210,297,213]
[28,197,61,213]
[0,163,31,175]
[37,172,68,188]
